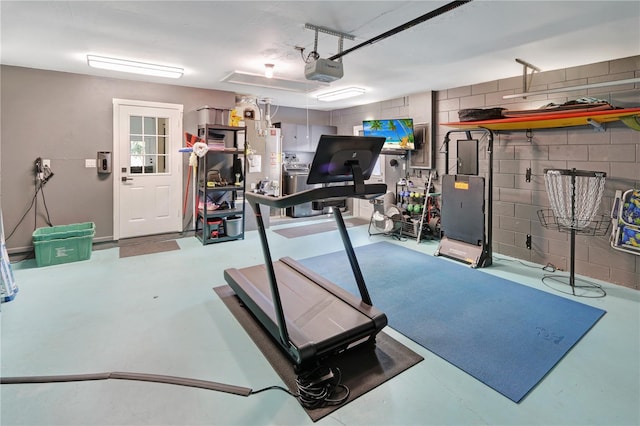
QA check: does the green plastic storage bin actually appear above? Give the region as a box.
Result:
[32,222,95,267]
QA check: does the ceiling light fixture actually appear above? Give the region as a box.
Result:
[264,64,275,79]
[221,71,328,93]
[87,55,184,79]
[316,87,365,102]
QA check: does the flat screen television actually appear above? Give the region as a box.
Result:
[362,118,415,150]
[307,135,385,185]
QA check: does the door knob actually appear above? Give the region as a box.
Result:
[121,176,133,182]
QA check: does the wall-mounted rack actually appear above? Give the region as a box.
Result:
[442,107,640,132]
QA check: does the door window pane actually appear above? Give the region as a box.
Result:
[145,155,156,174]
[157,154,167,172]
[144,117,156,134]
[130,116,142,134]
[144,136,156,154]
[157,117,168,136]
[129,115,169,175]
[158,136,167,154]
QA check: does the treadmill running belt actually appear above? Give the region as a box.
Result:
[224,257,387,366]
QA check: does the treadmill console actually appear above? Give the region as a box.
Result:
[307,135,385,187]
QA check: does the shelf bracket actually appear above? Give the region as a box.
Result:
[526,129,534,143]
[586,118,606,132]
[515,58,541,99]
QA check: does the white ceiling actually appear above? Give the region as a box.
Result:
[1,1,639,111]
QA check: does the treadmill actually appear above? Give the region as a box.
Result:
[224,135,388,370]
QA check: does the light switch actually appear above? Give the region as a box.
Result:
[85,159,97,168]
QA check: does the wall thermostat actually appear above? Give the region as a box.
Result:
[97,151,112,174]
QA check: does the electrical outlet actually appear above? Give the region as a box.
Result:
[43,159,51,168]
[526,234,532,250]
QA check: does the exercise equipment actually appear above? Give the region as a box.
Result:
[224,135,388,370]
[434,129,493,268]
[369,204,404,239]
[538,168,610,297]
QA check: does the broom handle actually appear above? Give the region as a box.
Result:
[183,166,191,217]
[417,172,433,243]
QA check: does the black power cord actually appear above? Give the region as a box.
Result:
[492,255,607,297]
[6,185,39,241]
[493,255,554,271]
[6,160,55,243]
[38,177,54,227]
[295,366,349,409]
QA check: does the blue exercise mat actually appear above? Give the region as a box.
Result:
[299,242,606,402]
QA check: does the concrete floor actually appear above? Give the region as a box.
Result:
[1,219,639,425]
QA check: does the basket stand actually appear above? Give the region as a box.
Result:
[538,169,610,298]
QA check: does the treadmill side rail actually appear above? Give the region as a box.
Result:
[245,183,387,210]
[224,147,388,368]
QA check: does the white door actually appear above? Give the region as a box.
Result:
[113,99,183,240]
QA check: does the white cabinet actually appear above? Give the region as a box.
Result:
[276,122,336,152]
[310,124,337,152]
[278,123,308,152]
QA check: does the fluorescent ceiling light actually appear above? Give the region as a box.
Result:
[221,71,327,93]
[87,55,183,79]
[317,87,365,102]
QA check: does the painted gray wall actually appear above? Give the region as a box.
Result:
[0,65,330,251]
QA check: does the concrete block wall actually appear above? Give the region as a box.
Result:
[435,56,640,289]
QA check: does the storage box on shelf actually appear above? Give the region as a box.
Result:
[195,124,247,245]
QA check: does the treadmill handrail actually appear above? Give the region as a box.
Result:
[245,179,388,365]
[245,183,387,210]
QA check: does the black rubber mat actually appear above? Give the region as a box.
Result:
[214,285,423,422]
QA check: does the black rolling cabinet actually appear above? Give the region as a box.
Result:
[195,124,247,245]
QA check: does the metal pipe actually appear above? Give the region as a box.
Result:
[328,1,472,61]
[569,171,577,294]
[503,77,640,99]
